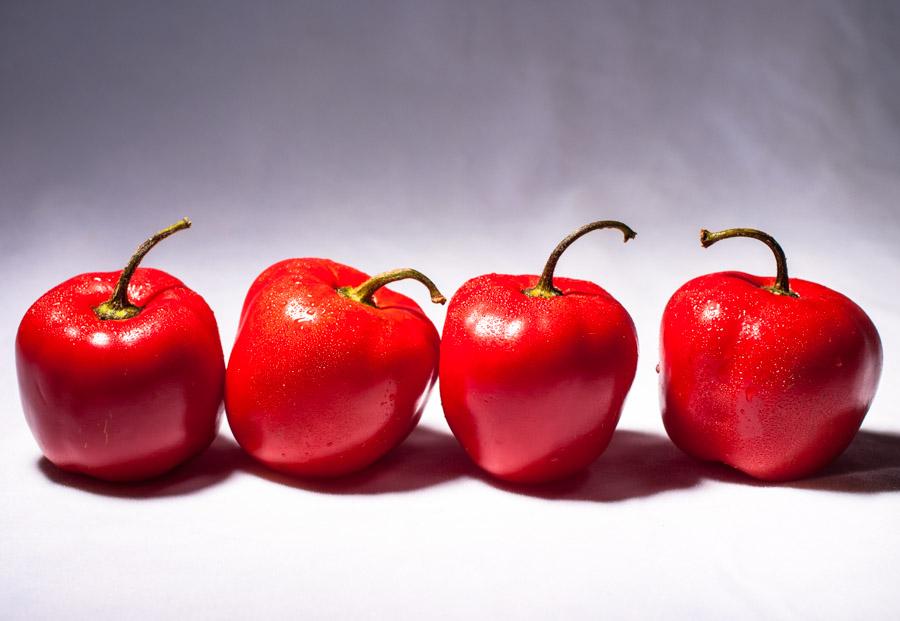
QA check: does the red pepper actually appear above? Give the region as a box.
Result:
[225,259,444,477]
[440,221,639,484]
[660,228,883,481]
[16,219,225,482]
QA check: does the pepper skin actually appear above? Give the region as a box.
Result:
[440,221,639,484]
[660,228,882,481]
[225,259,444,478]
[16,219,225,482]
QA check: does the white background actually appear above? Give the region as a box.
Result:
[2,1,899,619]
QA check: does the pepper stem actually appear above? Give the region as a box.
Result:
[339,268,446,307]
[94,218,192,320]
[523,220,637,298]
[700,227,797,297]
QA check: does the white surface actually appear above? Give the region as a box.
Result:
[2,2,900,619]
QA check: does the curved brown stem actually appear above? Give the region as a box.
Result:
[523,220,636,298]
[94,218,192,320]
[700,227,797,297]
[339,268,446,307]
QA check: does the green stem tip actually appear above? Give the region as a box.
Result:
[523,220,636,298]
[339,268,446,307]
[94,218,192,320]
[700,227,797,297]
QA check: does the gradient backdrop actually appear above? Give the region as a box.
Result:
[2,1,899,618]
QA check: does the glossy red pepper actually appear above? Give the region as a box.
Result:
[440,221,639,484]
[16,219,225,482]
[225,259,444,477]
[660,228,882,481]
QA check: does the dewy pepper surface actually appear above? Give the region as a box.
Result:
[660,228,883,481]
[16,219,225,482]
[440,220,639,484]
[225,259,444,477]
